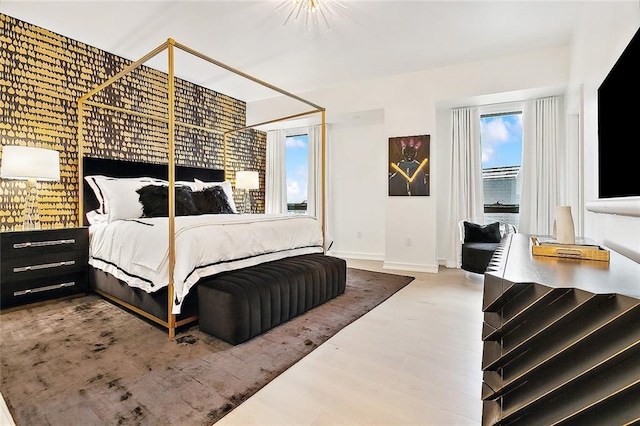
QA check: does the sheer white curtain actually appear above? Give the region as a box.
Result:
[306,124,323,223]
[447,106,483,268]
[519,96,562,235]
[265,129,287,214]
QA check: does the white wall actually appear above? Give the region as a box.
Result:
[248,46,571,273]
[249,2,640,270]
[327,113,386,260]
[567,2,640,262]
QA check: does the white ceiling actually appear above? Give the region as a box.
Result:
[0,1,608,103]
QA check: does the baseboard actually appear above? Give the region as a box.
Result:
[329,252,440,273]
[382,261,439,274]
[438,259,459,269]
[327,250,385,262]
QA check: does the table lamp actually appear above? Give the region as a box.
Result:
[0,145,61,230]
[235,171,259,214]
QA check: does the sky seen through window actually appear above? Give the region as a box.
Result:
[481,113,522,168]
[285,134,308,204]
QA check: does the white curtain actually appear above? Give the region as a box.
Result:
[306,124,323,223]
[519,96,562,235]
[265,129,287,214]
[447,106,483,268]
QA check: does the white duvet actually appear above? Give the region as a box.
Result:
[89,214,324,313]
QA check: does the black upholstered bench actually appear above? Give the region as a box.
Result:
[197,253,347,345]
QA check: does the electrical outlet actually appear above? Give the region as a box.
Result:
[406,238,412,246]
[356,231,363,239]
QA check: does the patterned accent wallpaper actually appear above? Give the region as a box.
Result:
[0,14,266,231]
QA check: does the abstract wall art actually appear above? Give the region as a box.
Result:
[388,134,430,196]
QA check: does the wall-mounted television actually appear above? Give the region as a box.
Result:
[597,27,640,199]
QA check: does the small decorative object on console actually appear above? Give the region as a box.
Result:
[555,205,575,245]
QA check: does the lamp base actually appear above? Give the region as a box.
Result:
[243,190,251,214]
[22,178,41,230]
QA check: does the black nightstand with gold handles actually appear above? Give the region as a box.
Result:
[0,227,89,311]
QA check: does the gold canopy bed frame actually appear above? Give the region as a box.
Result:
[77,38,326,338]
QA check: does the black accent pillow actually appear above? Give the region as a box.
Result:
[192,186,234,214]
[463,221,502,243]
[137,185,199,217]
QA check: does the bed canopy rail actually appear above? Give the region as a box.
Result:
[77,38,326,338]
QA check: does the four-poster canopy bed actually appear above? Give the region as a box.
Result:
[77,38,342,339]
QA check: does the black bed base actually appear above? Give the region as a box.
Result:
[89,267,199,325]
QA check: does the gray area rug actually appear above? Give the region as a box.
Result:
[0,268,414,425]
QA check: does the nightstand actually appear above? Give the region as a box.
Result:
[0,227,89,310]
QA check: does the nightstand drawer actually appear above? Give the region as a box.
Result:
[1,249,87,282]
[1,228,87,258]
[0,271,87,309]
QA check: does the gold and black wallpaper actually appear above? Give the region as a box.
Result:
[0,13,265,231]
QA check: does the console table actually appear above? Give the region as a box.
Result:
[481,233,639,425]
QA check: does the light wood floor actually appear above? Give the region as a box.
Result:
[0,392,14,426]
[218,259,484,425]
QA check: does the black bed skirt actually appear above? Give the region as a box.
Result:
[89,267,199,323]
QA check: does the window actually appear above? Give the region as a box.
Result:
[480,112,522,229]
[285,133,308,214]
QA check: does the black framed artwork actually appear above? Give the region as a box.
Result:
[388,134,430,196]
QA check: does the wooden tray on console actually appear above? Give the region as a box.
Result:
[531,236,610,262]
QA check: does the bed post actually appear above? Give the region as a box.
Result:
[223,133,228,181]
[167,38,177,339]
[321,109,326,252]
[77,101,85,225]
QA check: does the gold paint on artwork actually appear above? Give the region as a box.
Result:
[390,158,428,183]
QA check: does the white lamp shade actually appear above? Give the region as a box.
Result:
[236,171,259,190]
[1,145,60,181]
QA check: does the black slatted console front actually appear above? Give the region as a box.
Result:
[198,253,347,345]
[481,233,640,425]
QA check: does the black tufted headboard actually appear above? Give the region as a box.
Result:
[82,157,225,226]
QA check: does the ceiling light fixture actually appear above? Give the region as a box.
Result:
[275,0,346,33]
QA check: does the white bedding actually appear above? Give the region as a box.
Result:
[89,214,324,314]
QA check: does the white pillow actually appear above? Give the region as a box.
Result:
[176,181,197,190]
[85,209,107,225]
[194,178,237,213]
[85,175,166,222]
[85,175,109,214]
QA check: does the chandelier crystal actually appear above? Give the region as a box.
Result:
[275,0,346,33]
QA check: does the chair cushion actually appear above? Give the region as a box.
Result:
[462,242,500,274]
[463,221,502,243]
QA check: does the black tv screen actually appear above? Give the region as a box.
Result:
[597,27,640,198]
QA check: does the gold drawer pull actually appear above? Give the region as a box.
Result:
[13,261,76,273]
[14,281,76,296]
[13,239,76,249]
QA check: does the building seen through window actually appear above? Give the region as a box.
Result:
[480,112,522,230]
